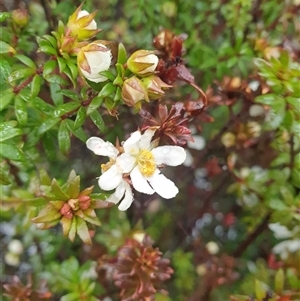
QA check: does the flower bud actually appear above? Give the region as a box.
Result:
[141,75,172,99]
[12,9,29,28]
[78,195,91,210]
[60,203,73,219]
[127,50,159,76]
[121,77,149,109]
[67,4,101,40]
[77,42,112,83]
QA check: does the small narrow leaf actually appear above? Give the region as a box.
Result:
[274,268,284,294]
[98,82,116,98]
[0,143,25,161]
[54,102,80,117]
[74,106,86,129]
[0,89,14,110]
[68,217,77,242]
[59,90,80,101]
[15,54,36,69]
[117,43,127,64]
[66,175,80,198]
[33,97,54,115]
[0,124,22,142]
[86,96,103,115]
[37,118,60,135]
[90,110,106,132]
[51,178,70,200]
[0,168,11,185]
[38,45,58,55]
[31,75,42,98]
[8,68,34,83]
[0,41,15,54]
[58,120,71,154]
[15,95,27,126]
[43,60,57,78]
[61,216,72,237]
[76,217,92,245]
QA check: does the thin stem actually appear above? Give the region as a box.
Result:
[232,212,271,258]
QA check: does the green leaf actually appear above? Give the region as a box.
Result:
[76,217,92,245]
[0,143,25,161]
[39,169,52,186]
[90,110,106,132]
[33,97,54,115]
[43,60,57,78]
[86,96,103,115]
[66,61,78,80]
[255,279,267,300]
[61,216,72,237]
[38,45,58,55]
[15,95,28,126]
[255,93,278,106]
[99,82,116,98]
[117,42,127,64]
[68,217,77,242]
[0,41,15,54]
[50,83,64,106]
[51,178,70,200]
[8,68,34,83]
[58,120,71,154]
[45,74,68,85]
[15,54,36,69]
[0,89,14,110]
[0,12,11,22]
[54,102,80,117]
[98,70,115,81]
[37,118,60,135]
[66,175,80,198]
[42,35,57,48]
[24,197,48,206]
[57,57,66,73]
[0,123,22,142]
[61,292,80,301]
[74,106,86,129]
[82,211,101,226]
[274,268,284,294]
[66,120,88,142]
[59,90,80,101]
[31,75,42,98]
[42,132,57,161]
[32,209,61,223]
[0,59,11,82]
[0,168,11,185]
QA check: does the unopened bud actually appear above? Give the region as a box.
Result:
[141,75,172,99]
[78,195,91,210]
[121,77,149,109]
[67,4,100,40]
[12,9,29,28]
[60,203,73,219]
[127,50,159,76]
[77,42,112,83]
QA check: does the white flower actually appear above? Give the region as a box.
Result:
[106,179,134,211]
[78,42,112,83]
[117,129,186,199]
[86,137,134,210]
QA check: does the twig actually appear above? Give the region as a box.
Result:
[232,212,271,258]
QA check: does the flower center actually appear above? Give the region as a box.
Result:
[101,158,116,172]
[137,149,156,177]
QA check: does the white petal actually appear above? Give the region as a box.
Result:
[86,137,119,158]
[147,170,179,199]
[123,131,141,154]
[139,129,155,149]
[151,146,186,166]
[118,182,134,211]
[116,153,136,173]
[106,182,126,204]
[98,165,122,190]
[130,166,154,195]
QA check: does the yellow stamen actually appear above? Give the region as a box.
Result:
[137,149,156,177]
[101,158,116,172]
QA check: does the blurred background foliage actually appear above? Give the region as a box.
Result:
[0,0,299,300]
